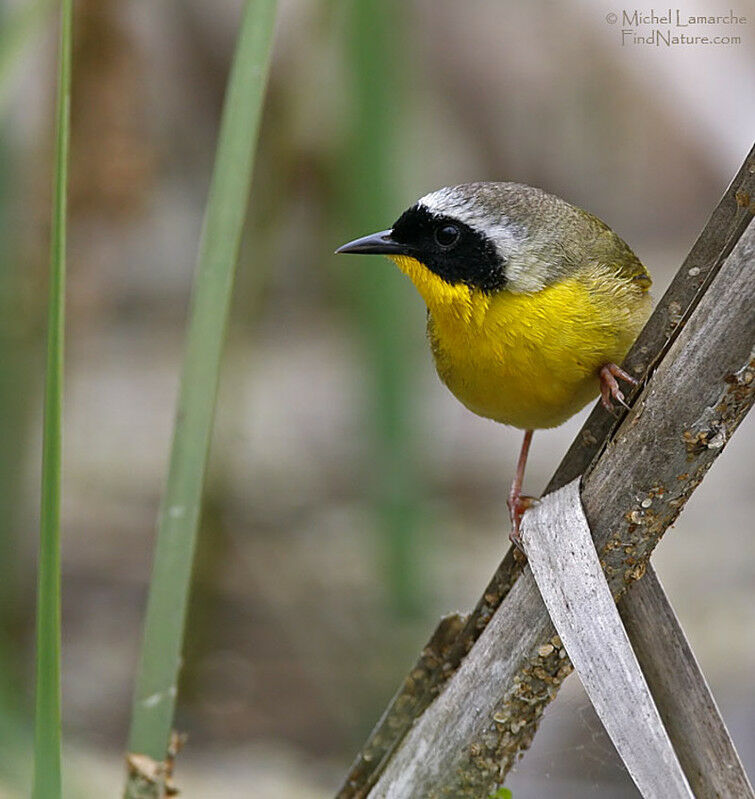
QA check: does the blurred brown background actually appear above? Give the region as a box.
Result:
[0,0,753,796]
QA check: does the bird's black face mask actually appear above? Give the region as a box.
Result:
[336,204,507,293]
[389,204,507,293]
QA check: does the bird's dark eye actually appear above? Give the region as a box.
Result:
[434,224,460,248]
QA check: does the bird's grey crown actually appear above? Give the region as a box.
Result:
[417,182,607,292]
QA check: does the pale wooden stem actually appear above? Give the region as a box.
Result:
[368,220,755,797]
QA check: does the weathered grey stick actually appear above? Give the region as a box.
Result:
[336,143,755,799]
[620,569,754,799]
[368,221,755,797]
[522,480,693,799]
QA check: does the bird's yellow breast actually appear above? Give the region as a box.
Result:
[390,255,651,429]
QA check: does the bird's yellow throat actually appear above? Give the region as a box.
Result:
[390,254,483,319]
[389,254,649,429]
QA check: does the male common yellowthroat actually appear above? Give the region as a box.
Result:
[337,182,651,546]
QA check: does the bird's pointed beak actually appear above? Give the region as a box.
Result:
[335,229,406,256]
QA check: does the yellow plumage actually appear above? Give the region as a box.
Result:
[337,181,654,542]
[390,254,651,430]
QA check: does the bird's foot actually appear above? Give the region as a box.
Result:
[507,493,539,556]
[599,363,638,412]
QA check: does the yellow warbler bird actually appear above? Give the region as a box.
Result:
[337,182,651,546]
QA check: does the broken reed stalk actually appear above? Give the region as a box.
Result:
[336,143,755,798]
[32,1,72,797]
[521,481,695,799]
[124,3,277,796]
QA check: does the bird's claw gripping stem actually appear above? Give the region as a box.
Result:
[599,363,638,412]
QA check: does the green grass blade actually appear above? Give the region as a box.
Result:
[344,0,424,616]
[125,0,277,788]
[32,0,72,797]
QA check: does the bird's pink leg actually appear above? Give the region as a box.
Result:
[599,363,638,412]
[507,429,536,552]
